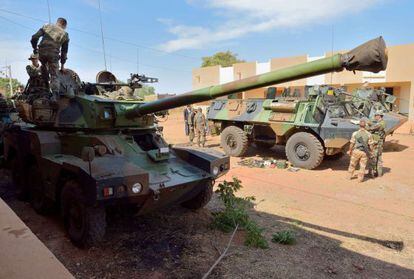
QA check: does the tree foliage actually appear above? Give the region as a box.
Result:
[0,77,23,95]
[201,51,244,67]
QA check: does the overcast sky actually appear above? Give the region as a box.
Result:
[0,0,413,93]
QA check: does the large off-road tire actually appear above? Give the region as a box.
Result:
[61,180,106,248]
[10,157,28,200]
[220,126,249,157]
[286,132,324,170]
[181,181,213,210]
[254,140,276,150]
[29,164,54,215]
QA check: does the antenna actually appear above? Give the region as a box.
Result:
[136,48,139,73]
[98,0,107,70]
[330,24,334,85]
[46,0,51,23]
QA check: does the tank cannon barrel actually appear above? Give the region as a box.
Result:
[126,37,387,118]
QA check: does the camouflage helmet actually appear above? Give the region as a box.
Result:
[375,110,384,116]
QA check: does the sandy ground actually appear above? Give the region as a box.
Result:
[1,111,413,278]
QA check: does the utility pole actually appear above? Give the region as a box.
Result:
[6,65,13,97]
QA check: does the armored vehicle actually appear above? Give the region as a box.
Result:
[4,71,230,247]
[4,36,392,246]
[205,37,407,169]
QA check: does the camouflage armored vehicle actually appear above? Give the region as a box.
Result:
[206,37,407,169]
[4,71,230,247]
[3,36,393,247]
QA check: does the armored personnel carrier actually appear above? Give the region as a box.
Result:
[206,37,407,169]
[3,36,394,246]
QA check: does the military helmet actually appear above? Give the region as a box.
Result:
[375,110,384,116]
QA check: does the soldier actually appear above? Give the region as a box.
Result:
[367,110,386,177]
[26,54,43,89]
[184,105,192,136]
[348,119,374,182]
[187,107,195,145]
[31,17,69,95]
[194,107,206,147]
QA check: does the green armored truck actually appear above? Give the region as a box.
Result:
[3,37,398,247]
[205,37,407,169]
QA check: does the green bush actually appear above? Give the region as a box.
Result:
[271,230,296,245]
[212,178,268,249]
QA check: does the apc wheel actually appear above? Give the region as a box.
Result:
[61,180,106,248]
[220,126,249,157]
[29,164,54,215]
[10,157,28,200]
[181,181,213,210]
[286,132,324,169]
[254,140,276,150]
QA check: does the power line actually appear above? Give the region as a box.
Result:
[0,14,191,74]
[0,8,200,61]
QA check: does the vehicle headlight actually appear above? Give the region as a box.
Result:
[212,166,219,176]
[132,182,143,194]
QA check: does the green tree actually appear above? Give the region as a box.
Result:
[0,77,23,96]
[201,51,244,67]
[136,85,156,98]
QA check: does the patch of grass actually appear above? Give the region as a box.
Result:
[271,230,296,245]
[212,177,268,249]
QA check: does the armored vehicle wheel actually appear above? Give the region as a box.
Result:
[61,180,106,248]
[10,157,28,200]
[29,164,54,215]
[181,180,213,210]
[254,140,275,150]
[286,132,324,169]
[220,126,249,157]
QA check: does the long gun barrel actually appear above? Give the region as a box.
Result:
[126,37,387,118]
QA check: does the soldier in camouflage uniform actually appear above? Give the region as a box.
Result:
[348,120,374,182]
[31,18,69,95]
[367,110,386,177]
[194,107,206,147]
[187,107,195,145]
[26,54,44,91]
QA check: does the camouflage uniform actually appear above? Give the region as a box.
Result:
[348,128,374,182]
[194,110,206,147]
[187,110,195,144]
[31,23,69,94]
[368,119,386,176]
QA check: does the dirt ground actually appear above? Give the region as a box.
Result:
[1,111,414,279]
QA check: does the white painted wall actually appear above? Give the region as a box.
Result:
[256,62,270,75]
[219,67,234,84]
[306,55,326,85]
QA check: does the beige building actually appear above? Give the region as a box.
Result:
[192,43,414,133]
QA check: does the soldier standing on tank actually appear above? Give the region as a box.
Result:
[187,107,195,145]
[347,119,374,182]
[367,110,386,177]
[194,107,206,147]
[31,17,69,95]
